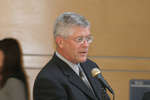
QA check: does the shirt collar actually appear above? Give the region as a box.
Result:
[56,51,80,75]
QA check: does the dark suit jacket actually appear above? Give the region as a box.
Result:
[142,92,150,100]
[33,54,110,100]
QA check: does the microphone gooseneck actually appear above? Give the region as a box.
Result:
[91,68,114,95]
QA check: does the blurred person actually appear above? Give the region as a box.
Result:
[0,38,29,100]
[0,48,4,82]
[34,12,111,100]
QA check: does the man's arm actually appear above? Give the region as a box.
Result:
[33,77,68,100]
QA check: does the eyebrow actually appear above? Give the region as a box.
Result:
[75,34,92,37]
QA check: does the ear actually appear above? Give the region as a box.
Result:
[55,36,64,48]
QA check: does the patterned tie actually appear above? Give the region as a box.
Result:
[78,65,96,95]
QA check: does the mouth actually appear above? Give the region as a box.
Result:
[79,51,88,56]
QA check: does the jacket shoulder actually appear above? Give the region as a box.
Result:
[83,59,99,68]
[35,59,62,80]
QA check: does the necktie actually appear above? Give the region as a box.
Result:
[78,65,95,94]
[79,66,91,88]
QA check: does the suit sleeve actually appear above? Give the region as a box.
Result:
[33,77,68,100]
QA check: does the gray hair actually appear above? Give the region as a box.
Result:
[53,12,90,38]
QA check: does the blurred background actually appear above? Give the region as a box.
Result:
[0,0,150,100]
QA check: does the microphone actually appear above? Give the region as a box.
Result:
[91,68,114,94]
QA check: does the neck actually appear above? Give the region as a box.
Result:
[56,49,78,64]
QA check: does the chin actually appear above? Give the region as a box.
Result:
[79,57,87,63]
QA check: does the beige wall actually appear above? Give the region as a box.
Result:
[0,0,150,100]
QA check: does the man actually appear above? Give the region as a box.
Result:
[33,12,110,100]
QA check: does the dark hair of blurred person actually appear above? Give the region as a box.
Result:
[0,38,29,100]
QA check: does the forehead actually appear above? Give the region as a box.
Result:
[70,26,91,37]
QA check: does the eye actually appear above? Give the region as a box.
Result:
[76,37,83,42]
[86,36,93,43]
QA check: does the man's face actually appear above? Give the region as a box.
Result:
[0,50,4,72]
[57,26,92,64]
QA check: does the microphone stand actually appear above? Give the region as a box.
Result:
[101,85,115,100]
[101,87,106,100]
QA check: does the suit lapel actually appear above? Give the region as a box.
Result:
[52,54,96,100]
[67,72,96,100]
[80,62,103,100]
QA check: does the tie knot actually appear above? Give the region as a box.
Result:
[78,65,84,78]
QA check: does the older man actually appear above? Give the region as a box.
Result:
[33,12,110,100]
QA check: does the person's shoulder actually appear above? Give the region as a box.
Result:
[84,58,97,66]
[81,58,99,69]
[4,77,24,89]
[36,58,63,80]
[6,77,23,84]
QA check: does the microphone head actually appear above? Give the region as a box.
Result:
[91,68,101,77]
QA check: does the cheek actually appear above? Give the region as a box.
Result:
[71,46,80,55]
[67,42,79,52]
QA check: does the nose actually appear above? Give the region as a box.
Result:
[82,40,89,47]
